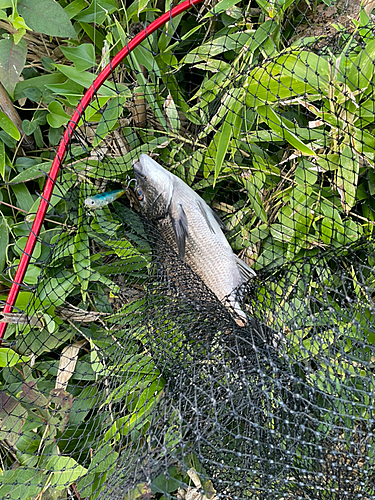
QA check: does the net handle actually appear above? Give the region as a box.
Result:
[0,0,204,343]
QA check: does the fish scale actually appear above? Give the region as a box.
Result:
[133,154,256,326]
[157,190,242,305]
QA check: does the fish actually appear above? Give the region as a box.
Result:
[132,153,256,327]
[84,189,126,209]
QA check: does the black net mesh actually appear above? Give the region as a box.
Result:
[2,1,375,499]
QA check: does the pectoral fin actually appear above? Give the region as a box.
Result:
[171,204,189,261]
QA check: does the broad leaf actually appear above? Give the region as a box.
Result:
[18,0,76,38]
[0,348,30,367]
[47,101,71,128]
[54,64,95,88]
[60,43,96,71]
[0,38,27,97]
[0,111,20,140]
[47,456,88,489]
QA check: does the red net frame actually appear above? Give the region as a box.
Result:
[0,0,203,343]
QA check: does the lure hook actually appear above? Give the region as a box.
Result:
[127,178,137,189]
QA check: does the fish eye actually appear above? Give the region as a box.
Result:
[136,188,144,200]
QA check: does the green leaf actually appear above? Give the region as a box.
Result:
[104,239,145,260]
[0,139,5,180]
[243,178,267,223]
[49,126,63,145]
[73,0,117,23]
[347,39,375,90]
[320,217,333,245]
[184,30,259,64]
[90,340,107,375]
[27,172,77,222]
[214,98,243,185]
[47,456,88,490]
[45,79,84,103]
[123,483,151,500]
[336,146,359,213]
[0,38,27,97]
[244,72,316,106]
[295,160,317,185]
[11,183,34,212]
[164,94,180,133]
[214,122,231,186]
[54,64,95,88]
[73,186,91,298]
[0,468,45,499]
[130,53,168,130]
[18,0,76,38]
[17,326,73,359]
[104,380,164,442]
[0,348,30,367]
[37,273,77,307]
[60,43,96,71]
[151,466,182,494]
[257,105,316,156]
[23,87,42,102]
[270,223,294,243]
[132,44,161,76]
[23,264,42,285]
[15,73,65,100]
[47,101,71,128]
[125,0,151,21]
[11,161,51,184]
[93,96,126,147]
[273,51,330,91]
[79,21,105,50]
[0,212,9,274]
[22,119,38,135]
[88,443,118,474]
[64,0,87,18]
[202,0,242,17]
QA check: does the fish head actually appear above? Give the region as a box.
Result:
[84,197,97,209]
[133,153,173,218]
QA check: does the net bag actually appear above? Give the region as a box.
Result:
[1,1,375,499]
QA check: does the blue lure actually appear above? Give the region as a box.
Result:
[84,189,126,209]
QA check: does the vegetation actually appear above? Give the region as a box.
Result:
[0,0,375,498]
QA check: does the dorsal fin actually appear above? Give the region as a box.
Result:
[197,200,215,234]
[197,200,230,234]
[210,207,229,232]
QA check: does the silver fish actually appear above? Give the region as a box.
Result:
[84,189,126,209]
[133,153,256,327]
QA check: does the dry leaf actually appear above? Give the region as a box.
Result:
[55,340,86,390]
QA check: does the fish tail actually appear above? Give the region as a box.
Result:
[222,293,248,328]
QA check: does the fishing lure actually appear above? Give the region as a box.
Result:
[84,189,126,209]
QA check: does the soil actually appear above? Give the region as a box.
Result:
[294,0,375,40]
